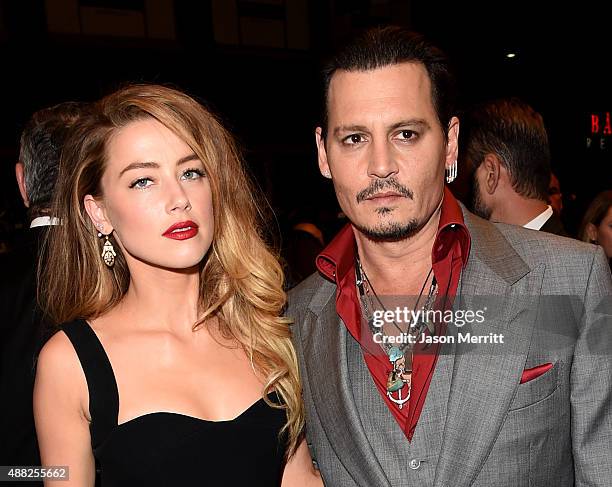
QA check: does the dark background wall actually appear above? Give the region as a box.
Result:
[0,0,610,243]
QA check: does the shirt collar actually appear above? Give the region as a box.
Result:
[316,186,471,283]
[523,205,553,230]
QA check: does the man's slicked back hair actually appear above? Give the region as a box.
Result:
[460,98,551,201]
[321,26,456,138]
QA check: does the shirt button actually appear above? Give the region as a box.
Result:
[409,458,421,470]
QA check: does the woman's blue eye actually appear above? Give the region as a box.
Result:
[129,177,152,189]
[182,168,205,180]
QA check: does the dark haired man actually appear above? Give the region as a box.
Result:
[0,102,88,479]
[288,27,611,486]
[461,98,567,235]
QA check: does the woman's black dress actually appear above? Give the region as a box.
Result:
[61,320,287,486]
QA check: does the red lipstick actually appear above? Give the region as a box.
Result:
[162,220,199,240]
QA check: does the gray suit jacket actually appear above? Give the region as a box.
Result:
[288,208,612,487]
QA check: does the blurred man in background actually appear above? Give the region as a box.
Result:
[0,102,88,480]
[460,98,568,236]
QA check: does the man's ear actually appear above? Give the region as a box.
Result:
[15,162,29,208]
[445,116,460,170]
[586,222,598,243]
[482,153,502,195]
[315,127,332,179]
[84,195,112,234]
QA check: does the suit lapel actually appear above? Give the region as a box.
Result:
[434,211,544,486]
[301,286,391,487]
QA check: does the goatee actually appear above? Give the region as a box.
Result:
[354,218,423,242]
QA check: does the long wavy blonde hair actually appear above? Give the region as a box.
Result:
[39,84,304,456]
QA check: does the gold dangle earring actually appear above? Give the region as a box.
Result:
[97,224,116,268]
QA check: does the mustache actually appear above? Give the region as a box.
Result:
[356,178,414,203]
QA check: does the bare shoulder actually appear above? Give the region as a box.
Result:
[38,329,80,376]
[36,328,89,417]
[34,329,95,485]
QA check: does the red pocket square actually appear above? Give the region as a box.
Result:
[520,363,553,384]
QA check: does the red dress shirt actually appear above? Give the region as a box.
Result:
[316,187,471,440]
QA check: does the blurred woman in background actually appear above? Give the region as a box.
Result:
[579,190,612,269]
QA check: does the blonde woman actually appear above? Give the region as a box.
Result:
[34,85,322,486]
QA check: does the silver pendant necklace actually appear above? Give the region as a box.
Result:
[355,254,438,409]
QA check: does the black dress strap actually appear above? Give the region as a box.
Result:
[62,320,119,449]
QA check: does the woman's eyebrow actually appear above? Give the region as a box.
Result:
[119,154,200,177]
